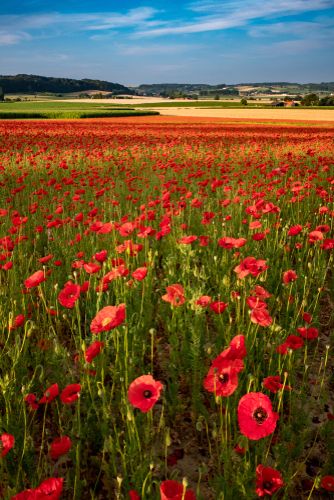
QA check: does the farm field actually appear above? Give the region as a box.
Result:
[0,117,333,499]
[1,100,334,121]
[0,102,159,119]
[147,107,334,122]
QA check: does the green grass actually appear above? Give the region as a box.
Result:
[0,101,127,110]
[0,102,159,120]
[0,100,160,119]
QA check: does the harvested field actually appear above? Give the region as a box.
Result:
[150,107,334,121]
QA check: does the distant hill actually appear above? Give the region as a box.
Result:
[136,83,237,96]
[0,74,134,95]
[2,75,333,98]
[136,81,334,97]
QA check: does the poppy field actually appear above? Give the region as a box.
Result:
[0,117,333,499]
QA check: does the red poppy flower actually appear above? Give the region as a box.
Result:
[234,257,268,279]
[132,267,148,281]
[276,342,288,355]
[83,262,101,274]
[285,335,304,350]
[195,295,212,307]
[234,444,246,455]
[1,433,15,457]
[309,230,323,243]
[49,436,72,460]
[129,491,141,500]
[229,334,247,359]
[251,285,272,299]
[204,359,244,397]
[178,235,197,244]
[35,477,63,500]
[39,383,59,404]
[321,475,334,492]
[90,304,126,334]
[11,489,36,500]
[119,222,136,237]
[246,296,267,310]
[9,314,25,330]
[94,250,108,263]
[302,312,312,323]
[321,238,334,250]
[218,237,247,249]
[160,480,196,500]
[212,335,247,366]
[199,235,209,246]
[58,282,81,308]
[116,239,143,256]
[288,224,302,236]
[60,384,81,404]
[250,308,273,327]
[162,284,186,307]
[128,375,163,413]
[209,301,228,314]
[296,326,319,339]
[238,392,279,440]
[255,465,284,497]
[282,270,298,284]
[85,341,104,363]
[263,376,291,393]
[25,393,39,410]
[24,270,45,289]
[80,281,89,293]
[38,254,53,264]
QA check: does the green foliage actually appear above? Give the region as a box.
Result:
[0,74,134,95]
[301,93,320,106]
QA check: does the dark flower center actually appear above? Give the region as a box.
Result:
[253,407,268,424]
[143,390,152,399]
[218,373,229,384]
[263,481,273,490]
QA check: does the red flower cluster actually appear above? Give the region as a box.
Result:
[1,433,15,457]
[234,256,268,279]
[247,286,273,327]
[160,480,196,500]
[162,284,186,307]
[204,335,246,397]
[25,383,81,409]
[12,477,63,500]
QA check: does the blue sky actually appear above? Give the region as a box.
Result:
[0,0,333,85]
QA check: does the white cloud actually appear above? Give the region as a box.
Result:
[136,0,334,37]
[0,30,31,45]
[116,43,201,56]
[0,7,160,39]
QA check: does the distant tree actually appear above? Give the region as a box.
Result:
[240,98,248,105]
[214,94,220,100]
[301,93,319,106]
[319,96,334,106]
[0,86,4,101]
